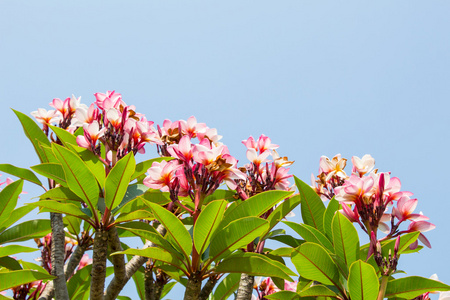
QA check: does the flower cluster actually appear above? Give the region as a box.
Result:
[144,117,245,209]
[252,277,297,299]
[237,135,294,199]
[312,154,435,249]
[31,91,160,164]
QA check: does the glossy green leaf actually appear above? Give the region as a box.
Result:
[381,231,420,257]
[52,143,99,210]
[64,216,82,236]
[194,200,227,256]
[68,144,106,189]
[295,176,325,232]
[385,276,450,299]
[20,260,49,274]
[144,201,192,262]
[115,210,153,224]
[131,157,172,182]
[117,222,183,260]
[0,205,35,233]
[112,184,149,215]
[212,273,241,300]
[210,217,269,262]
[0,219,51,244]
[131,267,145,300]
[203,189,237,205]
[40,144,59,163]
[348,260,379,300]
[0,245,37,257]
[215,252,294,281]
[114,248,187,274]
[32,200,91,221]
[270,247,294,257]
[48,124,77,145]
[31,163,67,186]
[160,281,176,299]
[323,197,340,240]
[265,291,300,300]
[0,269,55,291]
[221,190,292,229]
[39,186,83,202]
[0,256,22,270]
[68,265,92,299]
[298,285,338,298]
[0,179,23,224]
[291,242,340,287]
[263,194,301,238]
[0,164,42,186]
[13,109,51,163]
[268,234,304,248]
[137,189,171,206]
[284,221,334,253]
[332,212,359,267]
[105,152,136,211]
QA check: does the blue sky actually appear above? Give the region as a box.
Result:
[1,1,450,299]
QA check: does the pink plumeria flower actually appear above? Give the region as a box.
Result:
[335,174,374,205]
[256,135,279,153]
[77,254,92,270]
[405,220,436,248]
[184,116,207,138]
[392,196,429,223]
[246,148,270,169]
[94,91,122,110]
[319,154,348,181]
[352,154,375,176]
[242,136,257,150]
[31,108,62,126]
[143,160,183,191]
[197,127,222,145]
[167,135,194,162]
[76,121,107,150]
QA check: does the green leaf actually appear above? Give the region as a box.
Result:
[12,109,51,163]
[0,219,51,244]
[144,201,193,262]
[332,212,359,267]
[265,291,300,300]
[31,163,67,186]
[210,217,269,262]
[39,186,83,202]
[68,265,92,299]
[0,269,54,291]
[105,152,136,211]
[115,210,153,224]
[0,205,35,233]
[32,200,91,221]
[270,247,294,257]
[68,144,106,189]
[381,231,420,257]
[48,124,77,146]
[298,285,339,298]
[52,143,99,211]
[160,281,176,299]
[215,252,294,281]
[112,184,149,215]
[323,197,340,240]
[212,273,241,300]
[0,164,42,186]
[194,200,227,256]
[131,157,172,182]
[295,176,325,232]
[385,276,450,299]
[291,242,340,287]
[348,260,379,300]
[0,245,38,257]
[0,256,22,270]
[268,235,304,248]
[114,248,187,274]
[137,189,171,206]
[221,190,292,229]
[284,221,334,253]
[64,216,82,236]
[203,189,237,205]
[263,194,301,239]
[40,144,59,163]
[0,179,23,223]
[131,267,145,300]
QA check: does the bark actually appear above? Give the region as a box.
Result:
[236,273,255,300]
[38,243,88,300]
[198,276,218,300]
[108,226,126,286]
[144,260,154,300]
[153,276,165,300]
[90,229,109,300]
[183,273,202,300]
[103,224,167,300]
[47,213,69,300]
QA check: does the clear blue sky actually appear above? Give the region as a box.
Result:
[1,1,450,299]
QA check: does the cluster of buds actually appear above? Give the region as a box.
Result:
[144,117,245,210]
[237,135,294,199]
[252,277,297,300]
[371,233,400,276]
[10,280,44,300]
[31,91,160,164]
[312,154,435,248]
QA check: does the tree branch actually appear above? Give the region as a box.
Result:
[90,229,109,300]
[236,273,255,300]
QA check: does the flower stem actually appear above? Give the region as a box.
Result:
[377,275,389,300]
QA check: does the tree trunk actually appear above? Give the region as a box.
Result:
[49,213,69,300]
[183,273,202,300]
[90,229,109,300]
[199,276,218,300]
[236,273,255,300]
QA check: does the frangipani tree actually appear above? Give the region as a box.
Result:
[0,92,447,300]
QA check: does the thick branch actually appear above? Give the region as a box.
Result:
[49,213,69,300]
[236,273,255,300]
[38,243,88,300]
[183,273,202,300]
[90,229,109,300]
[199,276,218,300]
[144,260,154,300]
[108,226,126,285]
[103,224,167,300]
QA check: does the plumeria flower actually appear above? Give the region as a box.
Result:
[76,121,107,150]
[246,148,271,169]
[143,160,183,192]
[94,90,122,110]
[335,174,374,205]
[352,154,375,176]
[184,116,207,138]
[392,196,430,223]
[405,220,436,248]
[319,154,348,182]
[167,135,194,163]
[30,108,62,126]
